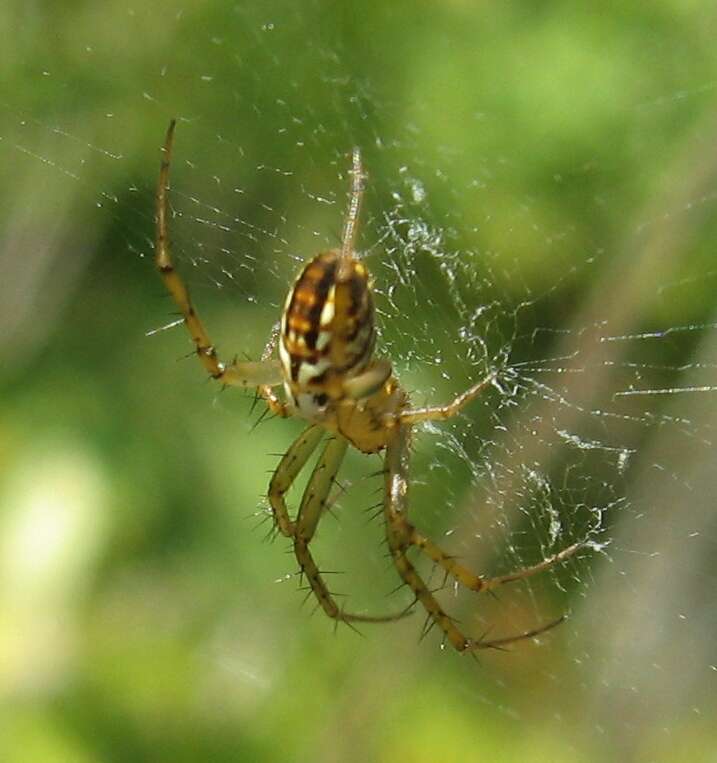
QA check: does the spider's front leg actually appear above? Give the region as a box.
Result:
[155,120,283,390]
[383,425,569,653]
[395,370,497,426]
[268,426,412,624]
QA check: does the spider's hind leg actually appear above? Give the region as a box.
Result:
[409,527,584,595]
[268,425,324,537]
[293,434,411,625]
[384,425,570,653]
[383,426,474,651]
[269,426,411,625]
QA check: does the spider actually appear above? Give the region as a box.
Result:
[154,120,583,653]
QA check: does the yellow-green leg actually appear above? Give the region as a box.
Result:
[384,425,568,653]
[155,119,283,389]
[409,528,584,594]
[396,372,496,426]
[268,425,324,537]
[269,427,411,624]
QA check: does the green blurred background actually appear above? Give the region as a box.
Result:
[2,2,717,761]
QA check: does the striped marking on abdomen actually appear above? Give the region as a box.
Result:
[279,250,375,392]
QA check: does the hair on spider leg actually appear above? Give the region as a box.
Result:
[293,563,308,589]
[249,404,275,432]
[458,642,483,665]
[250,514,272,533]
[396,599,418,620]
[248,387,263,419]
[243,503,271,521]
[386,579,410,597]
[245,497,278,526]
[308,600,326,621]
[325,588,349,601]
[322,482,352,523]
[367,483,384,497]
[169,346,200,364]
[244,502,279,537]
[321,503,342,525]
[329,475,349,495]
[423,562,449,594]
[427,581,453,598]
[364,512,384,528]
[266,526,281,544]
[260,519,283,544]
[419,611,438,643]
[362,499,384,518]
[334,611,367,640]
[249,510,275,533]
[299,586,317,611]
[473,624,510,653]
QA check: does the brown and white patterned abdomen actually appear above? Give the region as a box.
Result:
[279,249,376,419]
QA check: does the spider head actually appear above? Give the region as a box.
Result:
[279,249,376,421]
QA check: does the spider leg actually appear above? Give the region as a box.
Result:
[268,425,324,537]
[409,527,584,594]
[295,435,348,541]
[259,322,290,417]
[383,426,473,651]
[293,434,411,624]
[340,146,366,260]
[155,120,283,389]
[384,426,568,653]
[397,371,496,426]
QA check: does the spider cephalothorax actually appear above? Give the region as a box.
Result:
[155,120,582,652]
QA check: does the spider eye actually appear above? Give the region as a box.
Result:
[315,393,329,407]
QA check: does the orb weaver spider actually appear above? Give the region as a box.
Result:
[154,120,582,653]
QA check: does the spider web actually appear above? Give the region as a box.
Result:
[1,2,716,761]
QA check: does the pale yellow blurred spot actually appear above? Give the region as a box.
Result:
[0,443,108,698]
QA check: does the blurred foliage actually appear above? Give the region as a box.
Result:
[1,1,717,762]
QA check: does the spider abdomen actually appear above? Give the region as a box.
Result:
[279,249,376,417]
